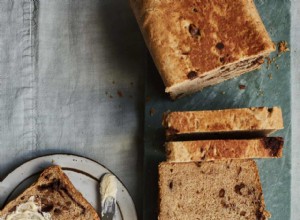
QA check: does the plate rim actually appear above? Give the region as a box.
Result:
[0,153,111,182]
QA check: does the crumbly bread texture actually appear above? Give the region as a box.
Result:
[0,166,100,220]
[163,107,284,138]
[129,0,275,99]
[166,137,284,162]
[158,160,271,220]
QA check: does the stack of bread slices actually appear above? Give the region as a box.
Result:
[158,107,284,220]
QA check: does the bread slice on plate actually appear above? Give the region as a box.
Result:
[158,160,271,220]
[163,107,283,139]
[129,0,275,99]
[166,137,284,162]
[0,166,100,220]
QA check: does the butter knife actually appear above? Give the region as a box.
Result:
[100,173,118,220]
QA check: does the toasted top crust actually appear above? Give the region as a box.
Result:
[0,166,100,220]
[158,160,271,220]
[166,137,284,162]
[163,107,284,137]
[129,0,275,88]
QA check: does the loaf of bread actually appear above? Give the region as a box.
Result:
[158,160,271,220]
[0,166,100,220]
[163,107,283,139]
[129,0,275,99]
[166,137,284,162]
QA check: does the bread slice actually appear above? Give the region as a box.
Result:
[0,166,100,220]
[163,107,283,139]
[158,160,271,220]
[129,0,275,99]
[166,137,284,162]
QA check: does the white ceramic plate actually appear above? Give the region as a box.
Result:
[0,154,137,220]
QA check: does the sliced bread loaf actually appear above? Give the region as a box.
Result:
[166,137,284,162]
[163,107,283,139]
[0,166,100,220]
[158,160,271,220]
[129,0,275,99]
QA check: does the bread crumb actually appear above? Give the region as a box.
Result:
[266,57,271,69]
[266,41,289,69]
[150,107,156,116]
[257,89,264,97]
[278,41,289,54]
[117,90,123,97]
[268,73,273,79]
[239,84,246,90]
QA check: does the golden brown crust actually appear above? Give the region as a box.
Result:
[158,160,271,220]
[163,107,284,137]
[130,0,275,92]
[166,137,284,162]
[0,166,100,220]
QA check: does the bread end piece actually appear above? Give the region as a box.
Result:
[130,0,275,99]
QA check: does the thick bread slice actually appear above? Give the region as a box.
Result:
[166,137,284,162]
[163,107,284,139]
[129,0,275,99]
[158,160,271,220]
[0,166,100,220]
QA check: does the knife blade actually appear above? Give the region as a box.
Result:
[100,173,118,220]
[101,196,116,220]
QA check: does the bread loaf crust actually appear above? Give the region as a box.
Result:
[129,0,275,97]
[163,107,284,137]
[166,137,284,162]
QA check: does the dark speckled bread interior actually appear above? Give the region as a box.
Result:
[159,160,271,220]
